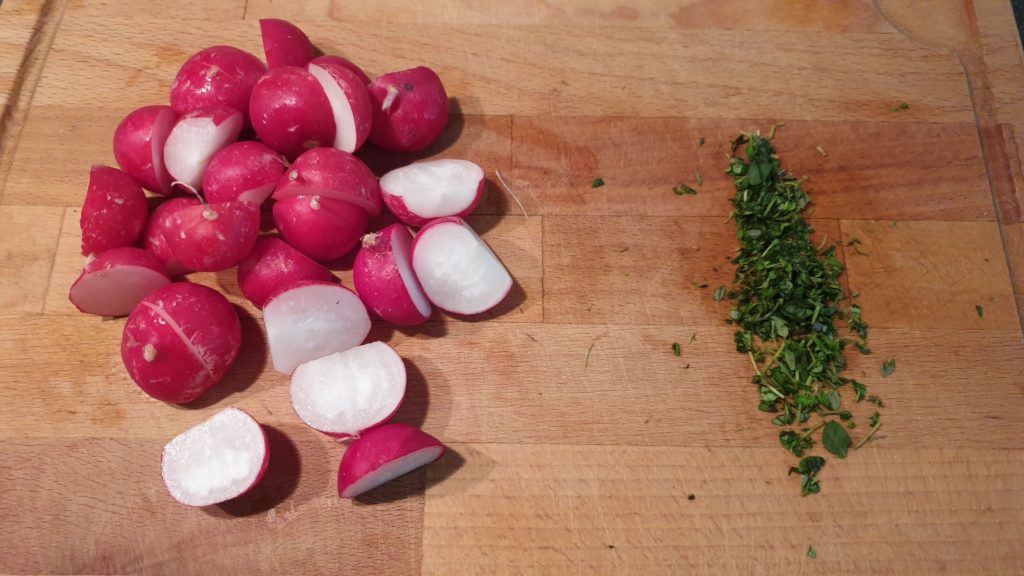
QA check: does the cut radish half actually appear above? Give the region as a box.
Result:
[203,141,286,205]
[307,58,373,153]
[69,247,171,317]
[162,200,260,272]
[237,236,336,308]
[273,147,381,216]
[144,197,199,276]
[162,407,269,507]
[380,159,484,227]
[264,282,371,374]
[80,165,149,256]
[163,106,244,191]
[113,105,177,195]
[411,217,513,315]
[337,423,445,499]
[260,19,316,69]
[291,342,406,438]
[353,224,432,326]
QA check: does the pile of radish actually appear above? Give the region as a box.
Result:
[70,19,511,506]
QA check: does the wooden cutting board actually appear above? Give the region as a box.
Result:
[1,0,1023,574]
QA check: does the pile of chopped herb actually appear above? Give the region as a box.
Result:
[722,130,883,495]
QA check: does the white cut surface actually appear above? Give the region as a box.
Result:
[291,342,406,436]
[381,160,483,218]
[309,64,357,153]
[151,110,175,190]
[341,446,443,498]
[412,221,512,314]
[164,113,242,190]
[70,266,170,317]
[161,407,266,507]
[264,284,371,374]
[390,226,432,318]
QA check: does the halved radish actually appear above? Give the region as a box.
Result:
[273,147,381,215]
[337,423,445,499]
[411,217,512,315]
[203,141,286,205]
[162,407,269,507]
[170,46,266,121]
[380,159,484,227]
[353,224,431,326]
[121,282,241,403]
[260,19,317,69]
[144,197,198,276]
[69,247,171,317]
[307,56,373,153]
[80,165,148,256]
[368,66,449,153]
[113,105,177,195]
[249,66,335,160]
[237,236,336,308]
[264,281,370,374]
[290,342,406,438]
[316,54,370,86]
[162,200,260,272]
[163,106,244,192]
[272,194,369,262]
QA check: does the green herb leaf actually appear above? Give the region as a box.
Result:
[890,101,910,112]
[699,136,706,146]
[789,456,826,496]
[591,178,605,188]
[713,286,726,301]
[695,172,704,186]
[807,545,817,560]
[881,359,896,378]
[780,429,814,457]
[976,304,984,318]
[693,281,709,288]
[822,421,851,459]
[673,183,697,196]
[672,342,681,357]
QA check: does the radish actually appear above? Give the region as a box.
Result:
[69,247,171,317]
[121,282,241,403]
[272,194,369,262]
[169,46,266,122]
[203,141,286,205]
[144,197,198,276]
[237,236,335,308]
[163,106,244,192]
[379,159,484,227]
[368,67,449,153]
[411,217,512,315]
[307,57,373,153]
[80,165,148,256]
[162,199,259,272]
[353,224,431,326]
[259,19,316,69]
[290,342,406,438]
[162,407,269,507]
[337,423,445,499]
[113,105,177,195]
[273,147,381,215]
[263,281,370,374]
[316,54,371,86]
[249,66,335,160]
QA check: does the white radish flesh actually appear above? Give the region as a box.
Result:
[380,159,484,227]
[69,247,171,317]
[307,59,373,153]
[163,107,244,191]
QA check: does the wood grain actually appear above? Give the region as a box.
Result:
[0,205,65,314]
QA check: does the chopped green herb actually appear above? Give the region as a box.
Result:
[591,178,605,188]
[693,281,709,288]
[789,456,826,496]
[822,421,851,459]
[890,101,910,112]
[855,412,882,449]
[976,304,984,318]
[780,429,814,457]
[687,493,696,500]
[672,342,681,357]
[713,286,726,301]
[699,136,706,146]
[807,545,817,560]
[673,183,697,196]
[688,333,697,345]
[881,359,896,378]
[585,343,595,367]
[695,172,704,186]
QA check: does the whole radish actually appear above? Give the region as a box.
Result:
[237,236,335,308]
[170,46,266,122]
[121,282,241,404]
[162,200,260,272]
[379,159,484,227]
[249,66,335,160]
[69,247,171,317]
[259,19,317,69]
[144,197,198,276]
[307,56,373,153]
[273,194,369,262]
[163,106,244,192]
[337,423,445,498]
[353,224,432,326]
[274,147,381,215]
[368,67,449,152]
[203,141,286,205]
[80,165,148,256]
[113,105,177,195]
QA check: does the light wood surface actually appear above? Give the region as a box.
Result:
[1,0,1023,574]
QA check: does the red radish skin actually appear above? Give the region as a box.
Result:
[162,407,269,507]
[80,165,148,256]
[260,19,317,69]
[379,159,484,227]
[113,105,177,195]
[264,281,371,374]
[237,236,335,308]
[337,423,445,498]
[249,66,335,160]
[411,217,513,315]
[272,194,369,262]
[163,106,244,192]
[307,57,373,153]
[273,147,381,215]
[353,224,432,326]
[121,282,241,403]
[290,342,406,438]
[315,55,371,86]
[145,198,198,276]
[169,46,266,122]
[163,200,260,272]
[69,247,171,317]
[368,67,449,153]
[203,141,286,204]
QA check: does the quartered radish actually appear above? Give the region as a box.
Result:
[249,66,335,160]
[368,66,449,153]
[162,407,268,507]
[69,247,171,317]
[144,197,198,276]
[260,19,317,69]
[237,236,335,308]
[170,46,266,121]
[121,282,241,403]
[203,141,286,205]
[290,342,406,438]
[162,200,260,272]
[380,159,484,227]
[113,105,177,195]
[80,165,148,256]
[263,281,370,374]
[337,423,445,498]
[307,56,373,153]
[163,106,244,191]
[272,194,369,262]
[353,224,431,326]
[411,217,512,315]
[273,147,381,215]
